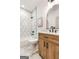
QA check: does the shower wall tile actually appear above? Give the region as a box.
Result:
[20,9,31,39]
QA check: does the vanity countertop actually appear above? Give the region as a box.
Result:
[39,31,59,36]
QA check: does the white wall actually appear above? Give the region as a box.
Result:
[20,8,31,39]
[37,0,48,32]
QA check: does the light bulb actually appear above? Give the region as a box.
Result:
[21,5,24,8]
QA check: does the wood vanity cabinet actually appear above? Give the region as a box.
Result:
[38,33,59,59]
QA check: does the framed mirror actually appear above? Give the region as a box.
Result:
[46,4,59,29]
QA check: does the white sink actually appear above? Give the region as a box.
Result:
[39,30,59,35]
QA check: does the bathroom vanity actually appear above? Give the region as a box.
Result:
[38,33,59,59]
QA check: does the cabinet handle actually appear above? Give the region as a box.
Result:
[46,43,49,48]
[44,41,45,47]
[44,36,48,38]
[41,56,44,59]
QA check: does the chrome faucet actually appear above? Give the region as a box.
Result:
[49,26,55,32]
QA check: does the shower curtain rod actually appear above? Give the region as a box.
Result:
[20,7,32,13]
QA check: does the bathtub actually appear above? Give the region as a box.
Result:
[20,36,38,56]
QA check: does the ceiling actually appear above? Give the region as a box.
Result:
[20,0,48,12]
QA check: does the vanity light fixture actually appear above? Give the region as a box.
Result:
[48,0,54,2]
[21,5,25,8]
[48,2,52,8]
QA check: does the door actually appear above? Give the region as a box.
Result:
[39,38,46,59]
[54,44,59,59]
[46,41,55,59]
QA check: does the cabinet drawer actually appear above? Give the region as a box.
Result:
[39,33,48,39]
[39,33,59,41]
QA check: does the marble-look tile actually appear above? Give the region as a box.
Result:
[29,53,42,59]
[20,47,42,59]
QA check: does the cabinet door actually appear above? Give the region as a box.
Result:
[55,44,59,59]
[39,38,43,57]
[43,40,47,59]
[39,38,46,59]
[46,41,55,59]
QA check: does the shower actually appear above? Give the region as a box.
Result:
[20,7,38,56]
[20,7,32,39]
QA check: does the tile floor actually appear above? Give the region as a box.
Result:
[21,48,41,59]
[29,53,41,59]
[20,48,41,59]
